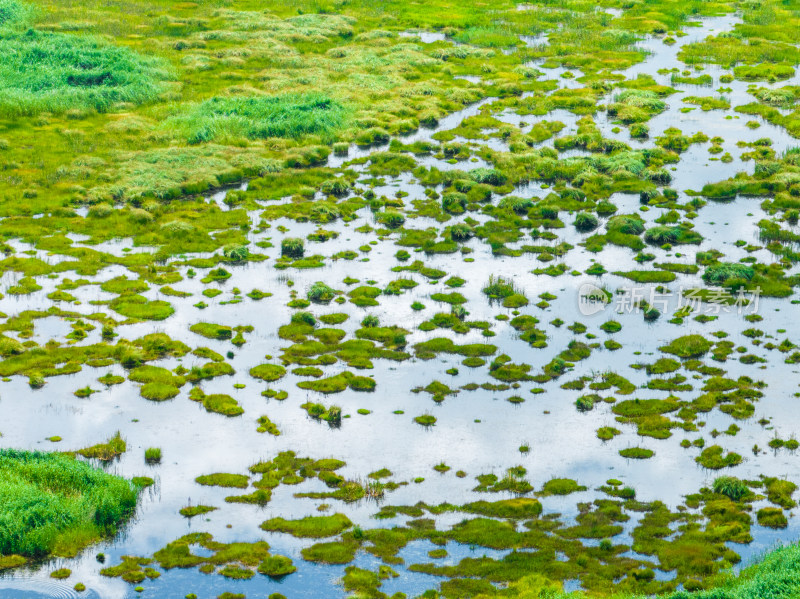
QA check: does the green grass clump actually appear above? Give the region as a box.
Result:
[702,262,755,286]
[644,225,702,245]
[281,237,305,258]
[696,445,743,469]
[0,28,169,116]
[298,371,374,394]
[8,276,42,295]
[257,554,296,577]
[50,568,71,579]
[482,275,520,300]
[170,94,347,144]
[190,322,233,340]
[762,477,797,509]
[301,402,342,424]
[200,393,243,417]
[249,363,287,382]
[256,415,280,435]
[573,212,599,231]
[597,427,621,441]
[461,498,542,519]
[612,270,675,283]
[600,321,621,334]
[109,295,174,320]
[179,505,217,518]
[144,447,161,464]
[301,540,357,564]
[619,447,654,459]
[308,281,336,303]
[712,476,749,501]
[734,64,795,81]
[757,507,787,529]
[539,478,587,496]
[414,414,436,426]
[659,334,712,358]
[260,513,352,538]
[195,473,249,488]
[0,449,139,558]
[77,431,127,461]
[140,382,180,401]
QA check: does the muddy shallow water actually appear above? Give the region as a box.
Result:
[3,11,800,599]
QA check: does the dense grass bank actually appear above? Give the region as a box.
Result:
[0,449,140,558]
[0,0,170,116]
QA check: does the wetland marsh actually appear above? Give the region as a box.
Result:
[4,0,800,597]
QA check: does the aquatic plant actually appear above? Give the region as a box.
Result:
[712,476,749,501]
[77,432,127,461]
[573,212,599,232]
[144,447,161,464]
[308,281,336,303]
[179,505,217,518]
[281,238,305,258]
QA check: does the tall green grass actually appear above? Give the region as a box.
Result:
[170,94,349,144]
[0,29,169,116]
[0,0,33,27]
[0,449,139,557]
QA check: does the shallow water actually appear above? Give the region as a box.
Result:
[3,10,800,599]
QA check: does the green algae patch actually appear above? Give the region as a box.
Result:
[0,449,139,559]
[261,514,352,538]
